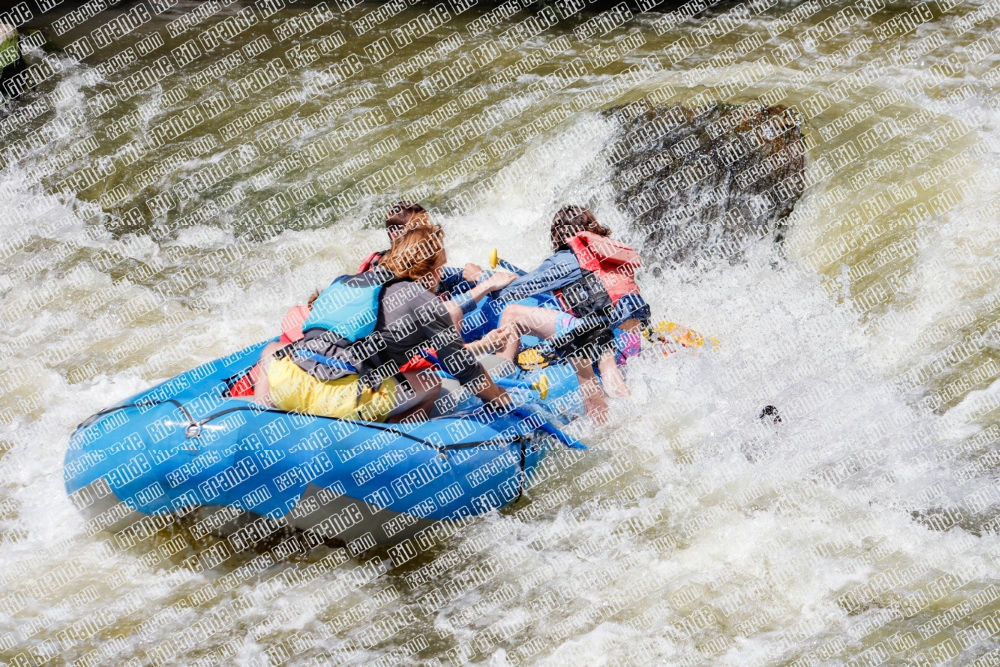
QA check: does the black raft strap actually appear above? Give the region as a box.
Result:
[515,435,527,503]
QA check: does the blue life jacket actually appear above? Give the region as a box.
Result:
[291,268,399,383]
[302,271,391,341]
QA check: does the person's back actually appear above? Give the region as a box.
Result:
[564,230,642,314]
[497,207,649,344]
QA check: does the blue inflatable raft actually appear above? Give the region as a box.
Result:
[64,340,584,552]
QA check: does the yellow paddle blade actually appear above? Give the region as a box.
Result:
[678,329,704,348]
[532,374,549,400]
[490,248,499,269]
[648,321,677,338]
[645,320,718,355]
[517,349,549,370]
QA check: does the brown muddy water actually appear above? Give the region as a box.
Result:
[3,0,1000,665]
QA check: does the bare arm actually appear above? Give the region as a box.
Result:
[467,271,517,302]
[443,270,519,335]
[473,372,512,409]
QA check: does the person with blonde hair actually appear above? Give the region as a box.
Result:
[254,224,512,422]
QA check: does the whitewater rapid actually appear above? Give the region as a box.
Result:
[4,1,1000,665]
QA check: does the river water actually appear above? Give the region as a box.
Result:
[3,0,1000,665]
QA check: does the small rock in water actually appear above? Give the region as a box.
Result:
[759,405,782,424]
[607,102,806,271]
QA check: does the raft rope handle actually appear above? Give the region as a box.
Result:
[77,373,583,453]
[75,400,560,455]
[189,405,558,453]
[75,399,198,435]
[76,397,447,449]
[189,401,587,452]
[188,405,449,451]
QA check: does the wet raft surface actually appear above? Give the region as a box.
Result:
[607,103,806,269]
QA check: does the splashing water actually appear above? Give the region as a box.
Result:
[3,1,1000,665]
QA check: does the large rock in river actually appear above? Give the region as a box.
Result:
[0,24,25,101]
[607,102,807,271]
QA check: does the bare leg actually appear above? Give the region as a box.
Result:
[253,341,284,407]
[598,347,630,398]
[602,318,642,398]
[571,356,609,425]
[387,370,442,423]
[498,304,615,422]
[466,327,514,357]
[498,304,619,422]
[497,304,561,361]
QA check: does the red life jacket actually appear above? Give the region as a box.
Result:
[278,305,310,345]
[358,250,385,273]
[228,364,258,397]
[565,231,642,306]
[399,349,436,372]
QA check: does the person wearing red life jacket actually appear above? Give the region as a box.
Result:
[492,206,651,423]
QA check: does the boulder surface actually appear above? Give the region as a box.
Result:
[607,102,807,270]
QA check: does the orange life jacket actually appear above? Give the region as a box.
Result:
[278,305,310,345]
